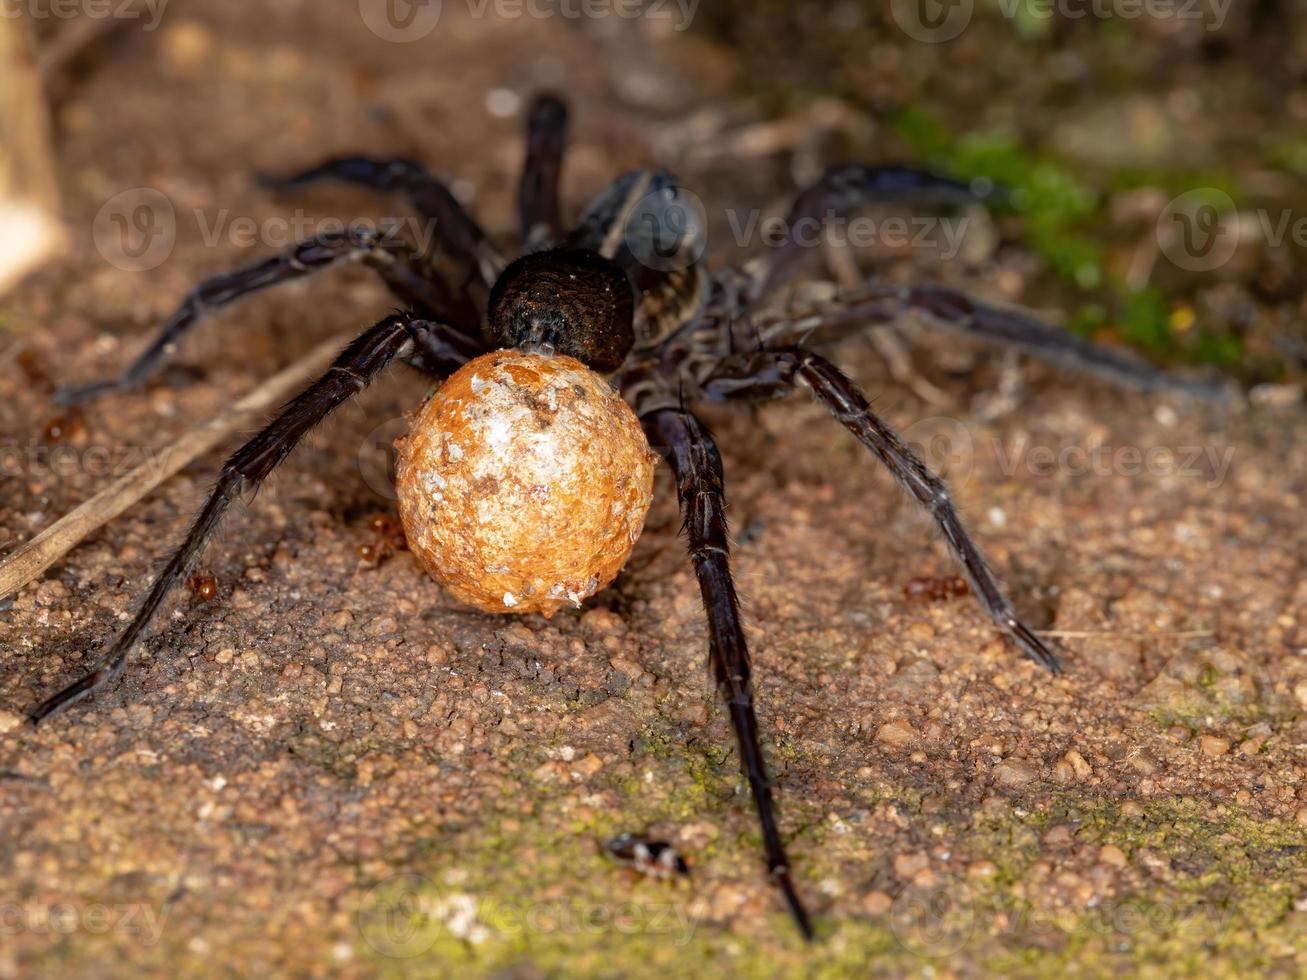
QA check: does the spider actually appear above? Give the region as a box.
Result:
[25,93,1225,941]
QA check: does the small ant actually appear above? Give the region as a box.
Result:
[40,410,85,445]
[358,514,407,565]
[187,572,218,601]
[902,575,970,602]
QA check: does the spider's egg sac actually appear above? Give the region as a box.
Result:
[395,349,657,617]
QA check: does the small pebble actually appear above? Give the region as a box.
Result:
[570,753,604,779]
[1099,844,1128,868]
[1293,680,1307,709]
[1063,749,1093,779]
[993,757,1038,788]
[1042,824,1073,847]
[581,607,625,634]
[0,710,23,735]
[861,890,892,916]
[1199,735,1230,757]
[163,21,214,72]
[875,719,917,749]
[892,851,929,880]
[485,88,522,118]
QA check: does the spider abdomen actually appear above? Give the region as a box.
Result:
[395,349,656,617]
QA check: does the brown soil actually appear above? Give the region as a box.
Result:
[2,4,1305,978]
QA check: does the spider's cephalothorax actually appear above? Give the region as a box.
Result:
[28,92,1227,942]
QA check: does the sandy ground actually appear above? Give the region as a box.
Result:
[2,3,1306,977]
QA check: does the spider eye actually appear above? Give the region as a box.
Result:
[488,248,635,373]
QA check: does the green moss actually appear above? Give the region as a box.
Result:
[347,789,1307,977]
[1260,136,1307,179]
[883,107,1250,369]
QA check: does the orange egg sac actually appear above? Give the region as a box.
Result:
[395,349,658,617]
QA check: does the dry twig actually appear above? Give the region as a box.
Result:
[0,333,355,600]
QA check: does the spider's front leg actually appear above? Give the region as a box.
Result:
[518,93,568,251]
[30,313,474,723]
[56,229,476,406]
[261,156,506,286]
[703,348,1061,673]
[743,164,997,304]
[642,406,815,941]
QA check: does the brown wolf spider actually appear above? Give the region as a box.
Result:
[28,93,1226,940]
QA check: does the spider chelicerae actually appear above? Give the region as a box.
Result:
[26,93,1226,940]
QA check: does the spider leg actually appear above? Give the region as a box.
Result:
[30,313,463,724]
[702,348,1061,673]
[260,157,506,284]
[519,93,568,251]
[751,281,1230,399]
[748,164,997,303]
[55,229,473,406]
[642,406,814,942]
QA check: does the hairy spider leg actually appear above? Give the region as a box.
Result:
[643,407,816,942]
[519,93,568,251]
[747,164,997,303]
[30,314,474,724]
[261,156,506,286]
[702,348,1061,673]
[745,282,1231,399]
[56,229,474,406]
